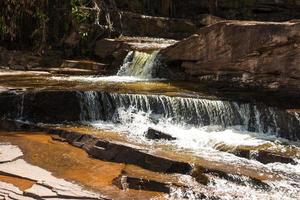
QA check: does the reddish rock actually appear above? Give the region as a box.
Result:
[160,21,300,94]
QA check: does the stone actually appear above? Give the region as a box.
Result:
[160,20,300,96]
[145,128,176,141]
[254,150,297,165]
[0,159,103,199]
[113,174,170,193]
[0,144,23,163]
[87,139,192,174]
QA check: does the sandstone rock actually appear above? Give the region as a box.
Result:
[160,21,300,95]
[145,128,176,141]
[0,145,23,163]
[0,142,104,199]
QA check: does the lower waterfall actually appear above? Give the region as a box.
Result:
[76,91,300,141]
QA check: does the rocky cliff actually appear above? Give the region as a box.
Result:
[160,20,300,95]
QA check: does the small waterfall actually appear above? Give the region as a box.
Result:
[75,92,300,140]
[117,51,160,78]
[6,91,300,140]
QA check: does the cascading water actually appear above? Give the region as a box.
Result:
[74,91,300,140]
[77,91,102,122]
[117,50,160,78]
[75,91,300,199]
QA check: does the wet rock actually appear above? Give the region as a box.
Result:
[160,20,300,96]
[145,128,176,141]
[113,174,170,193]
[0,91,82,123]
[254,150,297,165]
[36,125,193,174]
[88,139,192,174]
[0,144,104,199]
[197,165,270,190]
[189,166,210,185]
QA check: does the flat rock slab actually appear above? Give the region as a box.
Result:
[0,144,105,200]
[0,144,23,163]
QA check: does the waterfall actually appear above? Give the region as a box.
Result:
[75,92,300,140]
[117,51,160,78]
[77,91,102,121]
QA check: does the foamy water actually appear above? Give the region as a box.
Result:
[89,108,300,199]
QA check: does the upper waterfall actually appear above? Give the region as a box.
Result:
[117,51,160,79]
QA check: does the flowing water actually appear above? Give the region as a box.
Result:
[69,51,300,199]
[51,50,162,83]
[2,50,300,199]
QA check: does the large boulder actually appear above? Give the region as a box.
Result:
[159,20,300,94]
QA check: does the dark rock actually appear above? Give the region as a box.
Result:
[145,128,176,141]
[254,150,297,165]
[118,12,198,39]
[51,135,67,143]
[113,174,170,193]
[115,0,300,22]
[88,139,192,174]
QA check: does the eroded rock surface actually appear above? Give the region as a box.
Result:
[160,20,300,96]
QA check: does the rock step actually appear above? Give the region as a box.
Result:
[60,60,107,71]
[49,128,193,175]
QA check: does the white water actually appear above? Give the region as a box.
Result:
[45,48,300,199]
[89,107,300,199]
[117,51,160,78]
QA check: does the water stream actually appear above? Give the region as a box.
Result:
[4,49,300,199]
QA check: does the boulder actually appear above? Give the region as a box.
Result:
[145,128,176,141]
[160,20,300,95]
